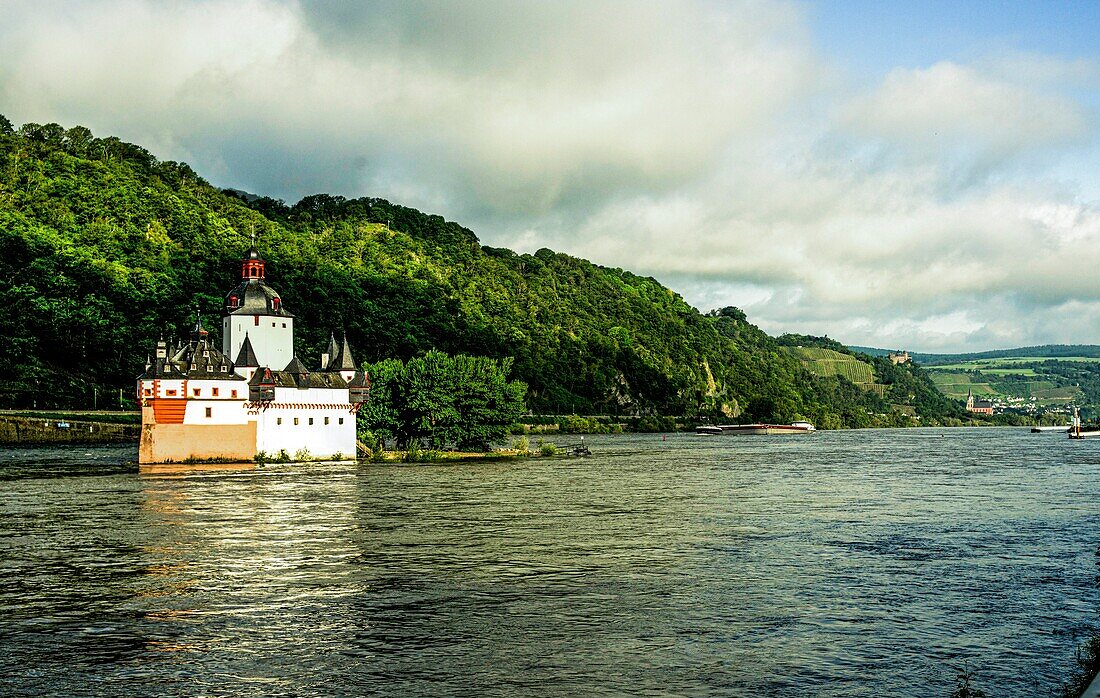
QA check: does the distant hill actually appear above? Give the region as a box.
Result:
[0,118,962,427]
[854,343,1100,415]
[852,344,1100,366]
[775,335,959,421]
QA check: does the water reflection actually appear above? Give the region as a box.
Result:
[1,432,1099,696]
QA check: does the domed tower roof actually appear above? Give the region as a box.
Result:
[223,244,294,317]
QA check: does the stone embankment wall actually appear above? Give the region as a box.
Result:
[0,416,139,444]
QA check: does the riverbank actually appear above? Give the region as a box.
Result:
[0,413,140,445]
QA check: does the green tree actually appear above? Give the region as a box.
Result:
[358,351,526,450]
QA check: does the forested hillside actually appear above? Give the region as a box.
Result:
[0,118,962,426]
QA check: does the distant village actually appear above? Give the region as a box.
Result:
[964,389,1075,417]
[889,350,1075,419]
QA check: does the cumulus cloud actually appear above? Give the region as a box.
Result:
[1,0,1099,351]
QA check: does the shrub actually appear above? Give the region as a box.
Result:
[402,448,443,463]
[950,662,986,698]
[1058,631,1100,698]
[513,436,530,455]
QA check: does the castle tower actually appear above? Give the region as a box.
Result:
[222,243,295,371]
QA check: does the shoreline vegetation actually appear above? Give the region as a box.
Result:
[135,440,565,466]
[0,404,1082,441]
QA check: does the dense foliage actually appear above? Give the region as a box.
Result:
[358,351,526,449]
[0,119,957,426]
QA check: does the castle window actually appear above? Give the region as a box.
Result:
[308,417,314,425]
[338,418,344,425]
[282,323,286,328]
[254,316,259,326]
[272,322,276,327]
[273,298,280,311]
[294,417,299,425]
[144,388,152,396]
[205,407,212,418]
[324,417,329,425]
[229,296,237,307]
[166,389,177,396]
[193,388,201,397]
[212,388,219,396]
[231,390,238,398]
[277,417,282,425]
[221,365,227,372]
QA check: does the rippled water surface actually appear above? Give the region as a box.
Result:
[2,428,1099,696]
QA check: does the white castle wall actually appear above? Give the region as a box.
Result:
[254,386,357,460]
[223,315,295,370]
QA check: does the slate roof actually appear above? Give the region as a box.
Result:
[283,355,310,374]
[246,358,353,390]
[234,334,260,367]
[328,334,358,370]
[324,334,340,368]
[223,278,295,318]
[140,337,245,381]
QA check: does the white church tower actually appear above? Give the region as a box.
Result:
[222,244,294,371]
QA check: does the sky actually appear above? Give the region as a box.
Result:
[2,0,1100,352]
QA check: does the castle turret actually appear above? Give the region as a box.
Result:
[233,333,260,380]
[321,333,339,370]
[222,243,295,371]
[329,333,358,382]
[191,312,209,343]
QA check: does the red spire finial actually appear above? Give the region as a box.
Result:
[241,235,266,280]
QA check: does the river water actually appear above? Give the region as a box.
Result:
[1,428,1098,696]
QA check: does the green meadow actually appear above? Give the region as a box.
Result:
[924,355,1099,404]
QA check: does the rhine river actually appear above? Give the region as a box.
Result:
[1,428,1098,696]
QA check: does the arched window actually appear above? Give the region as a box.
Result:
[272,298,281,311]
[229,295,238,307]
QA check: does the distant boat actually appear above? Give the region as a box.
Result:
[1068,408,1100,439]
[1031,425,1070,433]
[696,422,815,435]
